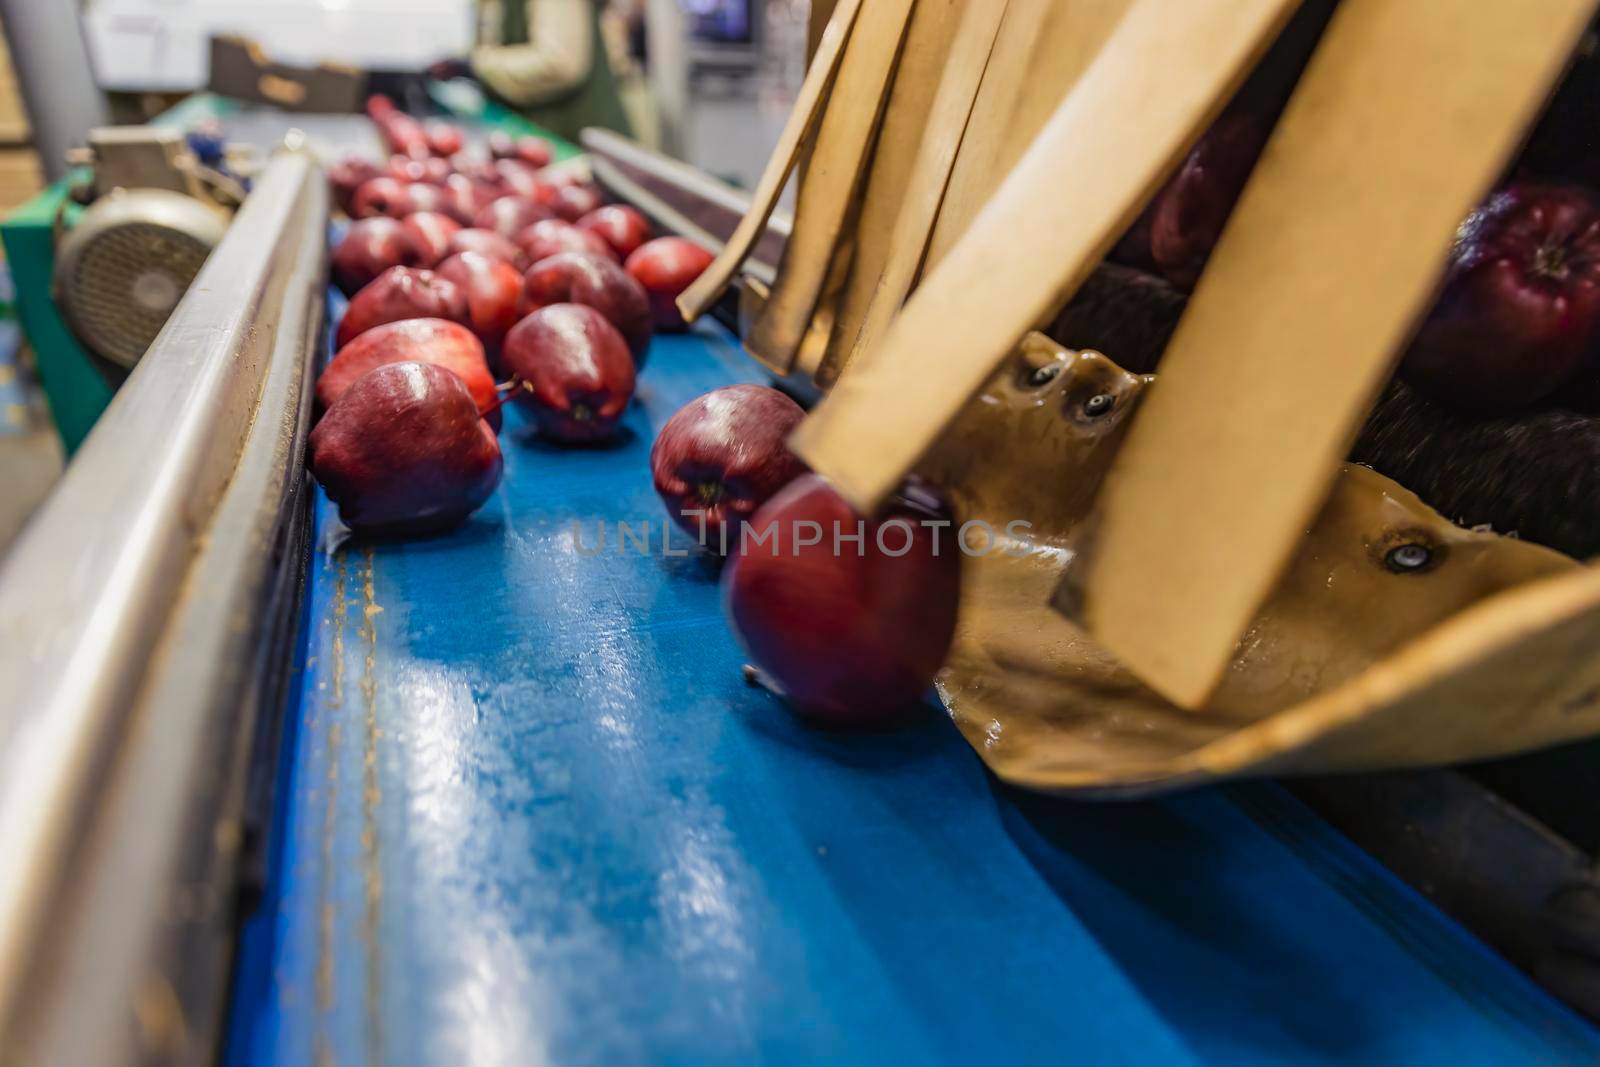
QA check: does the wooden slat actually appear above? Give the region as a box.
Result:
[790,0,1300,506]
[814,0,968,386]
[832,0,1010,383]
[1067,0,1599,710]
[675,0,864,323]
[744,0,918,373]
[921,0,1054,271]
[928,0,1138,270]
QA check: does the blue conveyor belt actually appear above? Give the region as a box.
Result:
[226,310,1600,1066]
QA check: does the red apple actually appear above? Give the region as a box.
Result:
[488,131,553,168]
[516,219,616,264]
[724,475,962,725]
[329,157,382,216]
[386,154,451,186]
[436,252,527,361]
[491,160,554,202]
[487,131,516,159]
[444,227,527,270]
[400,212,462,267]
[522,251,652,365]
[332,218,426,297]
[474,196,555,239]
[549,184,603,223]
[578,205,652,260]
[1149,112,1270,292]
[441,173,491,223]
[1403,181,1600,411]
[501,303,636,443]
[650,385,807,552]
[625,238,715,331]
[317,318,497,428]
[426,121,465,158]
[337,266,468,349]
[309,361,503,536]
[351,176,414,219]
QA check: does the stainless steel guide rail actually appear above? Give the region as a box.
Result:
[0,147,327,1064]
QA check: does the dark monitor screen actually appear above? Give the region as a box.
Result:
[685,0,754,44]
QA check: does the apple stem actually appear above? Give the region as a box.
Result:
[483,377,533,419]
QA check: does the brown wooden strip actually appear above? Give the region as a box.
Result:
[745,0,919,373]
[1067,0,1599,709]
[675,0,864,323]
[791,0,1300,506]
[814,0,969,387]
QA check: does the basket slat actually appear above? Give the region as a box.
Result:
[791,0,1299,508]
[828,0,1010,385]
[928,0,1135,270]
[814,0,972,387]
[1066,0,1599,710]
[675,0,863,323]
[745,0,919,372]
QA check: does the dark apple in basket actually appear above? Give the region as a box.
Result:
[337,267,468,349]
[1403,180,1600,412]
[650,384,808,553]
[501,304,636,443]
[309,361,503,537]
[723,475,963,726]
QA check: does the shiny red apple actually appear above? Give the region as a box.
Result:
[515,219,616,265]
[337,266,468,349]
[501,303,636,443]
[351,176,414,220]
[436,251,527,362]
[444,227,526,270]
[309,361,503,536]
[489,131,554,168]
[425,121,465,158]
[522,251,652,365]
[578,205,652,260]
[474,196,555,239]
[386,154,451,186]
[1403,181,1600,411]
[549,184,603,223]
[317,318,498,427]
[724,475,962,725]
[332,217,425,296]
[650,385,808,552]
[625,238,715,331]
[400,211,462,267]
[329,157,382,216]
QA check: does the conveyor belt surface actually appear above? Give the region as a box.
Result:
[225,307,1600,1066]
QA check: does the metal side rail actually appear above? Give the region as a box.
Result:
[0,147,327,1064]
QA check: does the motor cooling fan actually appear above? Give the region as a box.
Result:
[53,127,243,370]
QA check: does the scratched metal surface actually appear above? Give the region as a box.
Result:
[226,312,1600,1067]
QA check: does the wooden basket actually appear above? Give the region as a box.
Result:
[678,0,1600,796]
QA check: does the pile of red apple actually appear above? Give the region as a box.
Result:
[313,97,719,538]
